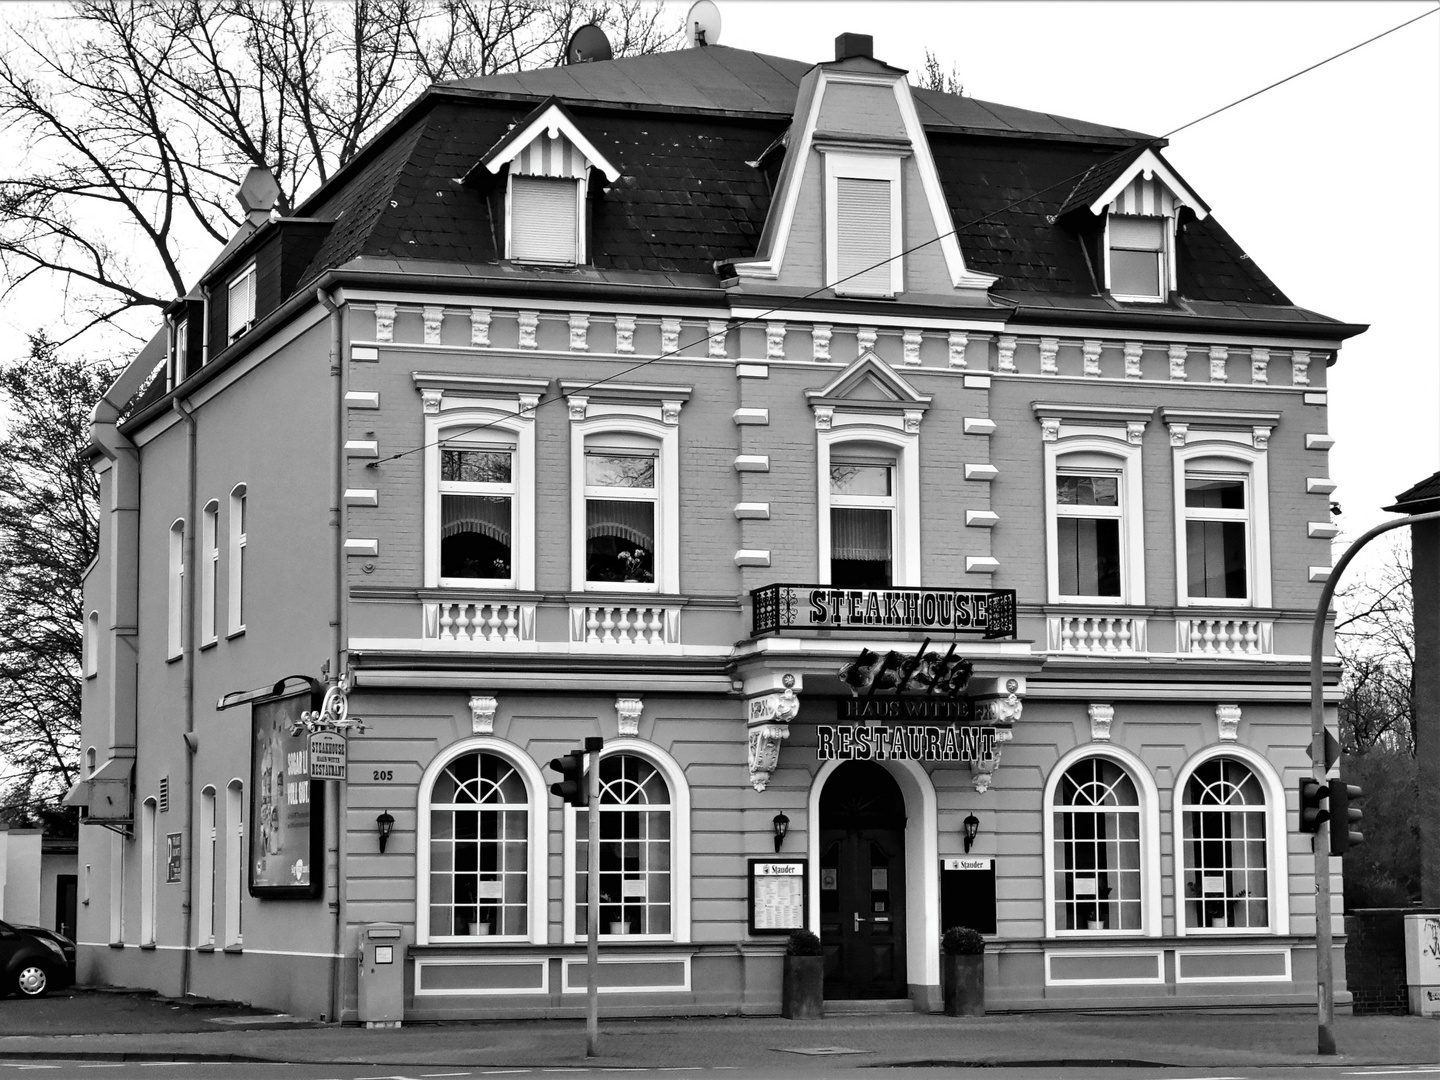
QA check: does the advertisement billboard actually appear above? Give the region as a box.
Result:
[249,687,325,898]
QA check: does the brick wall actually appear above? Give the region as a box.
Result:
[1344,907,1440,1014]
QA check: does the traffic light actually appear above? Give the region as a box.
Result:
[1298,777,1329,834]
[1328,781,1364,854]
[549,749,587,807]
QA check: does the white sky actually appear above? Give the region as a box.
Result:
[694,0,1440,559]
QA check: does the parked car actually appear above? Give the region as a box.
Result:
[0,919,73,997]
[10,923,77,985]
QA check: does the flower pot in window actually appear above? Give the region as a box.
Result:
[473,922,491,936]
[1210,916,1227,928]
[609,920,632,935]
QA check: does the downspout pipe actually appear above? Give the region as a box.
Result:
[172,397,199,999]
[316,287,345,1023]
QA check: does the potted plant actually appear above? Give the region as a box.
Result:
[781,929,823,1019]
[941,926,986,1017]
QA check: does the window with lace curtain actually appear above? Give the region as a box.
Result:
[829,459,894,588]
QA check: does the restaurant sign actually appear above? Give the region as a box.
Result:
[817,723,997,762]
[752,584,1016,638]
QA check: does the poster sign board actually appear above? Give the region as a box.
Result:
[250,688,324,898]
[165,832,183,884]
[940,857,996,935]
[308,730,347,780]
[748,858,807,935]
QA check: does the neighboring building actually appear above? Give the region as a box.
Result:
[68,33,1366,1020]
[0,827,77,938]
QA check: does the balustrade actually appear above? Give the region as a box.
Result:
[424,601,535,644]
[1176,618,1273,656]
[570,603,680,647]
[1046,615,1147,654]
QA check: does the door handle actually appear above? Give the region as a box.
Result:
[854,912,864,932]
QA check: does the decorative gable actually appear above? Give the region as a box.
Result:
[479,98,620,183]
[1074,147,1208,221]
[730,37,996,299]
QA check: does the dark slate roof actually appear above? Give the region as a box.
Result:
[260,43,1352,327]
[1386,471,1440,513]
[442,45,1152,144]
[1053,143,1149,217]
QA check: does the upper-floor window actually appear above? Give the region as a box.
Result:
[829,458,895,588]
[1054,470,1122,598]
[1107,215,1167,302]
[167,520,185,658]
[171,318,188,388]
[1184,474,1250,601]
[201,501,219,646]
[508,176,582,265]
[84,610,99,677]
[440,445,515,585]
[585,448,658,587]
[228,485,247,635]
[826,153,902,297]
[227,263,257,342]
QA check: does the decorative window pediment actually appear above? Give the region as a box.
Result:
[805,353,931,418]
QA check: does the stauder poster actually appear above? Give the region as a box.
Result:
[249,689,324,898]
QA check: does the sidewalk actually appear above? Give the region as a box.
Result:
[0,988,1436,1070]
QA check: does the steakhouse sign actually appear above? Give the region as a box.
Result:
[751,584,1016,638]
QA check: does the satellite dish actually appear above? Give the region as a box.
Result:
[686,0,721,47]
[566,24,613,64]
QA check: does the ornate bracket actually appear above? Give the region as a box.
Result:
[568,313,589,352]
[967,680,1025,793]
[812,324,833,363]
[947,331,968,369]
[374,303,396,343]
[616,696,644,738]
[423,305,444,345]
[615,315,636,354]
[517,311,539,350]
[469,694,498,735]
[1088,703,1114,742]
[470,308,491,347]
[1039,337,1059,375]
[1216,703,1241,742]
[746,674,800,792]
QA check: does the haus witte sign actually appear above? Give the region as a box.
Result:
[817,723,997,762]
[751,584,1016,638]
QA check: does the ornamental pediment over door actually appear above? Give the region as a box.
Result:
[804,352,932,413]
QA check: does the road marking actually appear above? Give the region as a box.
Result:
[421,1074,474,1078]
[481,1072,533,1076]
[1346,1071,1440,1077]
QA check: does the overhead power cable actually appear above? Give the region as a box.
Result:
[367,5,1438,469]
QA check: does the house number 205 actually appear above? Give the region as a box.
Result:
[372,769,394,781]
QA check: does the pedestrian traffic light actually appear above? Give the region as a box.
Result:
[1298,777,1329,834]
[1328,781,1364,854]
[549,749,587,807]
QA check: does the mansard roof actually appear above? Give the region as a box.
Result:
[265,42,1346,328]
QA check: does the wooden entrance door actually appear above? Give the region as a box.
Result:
[818,761,907,999]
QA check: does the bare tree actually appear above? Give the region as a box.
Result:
[0,0,680,350]
[1335,536,1414,755]
[0,335,116,822]
[917,49,963,96]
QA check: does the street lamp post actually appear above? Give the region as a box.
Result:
[1309,508,1440,1055]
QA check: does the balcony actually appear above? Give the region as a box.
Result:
[751,583,1017,639]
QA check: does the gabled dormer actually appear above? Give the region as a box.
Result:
[477,98,621,267]
[730,33,997,302]
[1057,146,1209,303]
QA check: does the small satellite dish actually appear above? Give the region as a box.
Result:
[686,0,721,47]
[566,24,613,64]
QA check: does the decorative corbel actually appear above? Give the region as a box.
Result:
[469,694,498,735]
[374,303,396,343]
[857,326,878,353]
[1168,422,1189,448]
[708,320,728,359]
[517,311,539,350]
[662,399,684,426]
[470,308,492,347]
[1088,703,1114,742]
[998,335,1017,373]
[948,331,968,368]
[568,313,589,352]
[661,317,681,355]
[1082,340,1102,378]
[420,388,443,415]
[813,406,834,431]
[747,675,800,792]
[616,696,644,738]
[812,324,833,363]
[567,395,589,422]
[1039,337,1059,375]
[1039,417,1061,442]
[423,305,444,345]
[615,315,636,354]
[517,393,540,422]
[902,329,922,366]
[1209,345,1229,383]
[1250,347,1269,385]
[903,410,923,435]
[1216,703,1241,742]
[1292,350,1312,386]
[1252,426,1271,451]
[766,321,786,360]
[1123,341,1143,379]
[1168,343,1188,381]
[1126,421,1146,446]
[969,680,1024,794]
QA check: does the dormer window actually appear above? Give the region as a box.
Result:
[227,262,257,341]
[825,153,902,297]
[1107,215,1167,301]
[508,176,582,265]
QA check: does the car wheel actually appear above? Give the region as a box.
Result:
[16,964,49,997]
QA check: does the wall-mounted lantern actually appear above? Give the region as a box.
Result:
[376,810,395,854]
[962,812,980,854]
[772,811,790,853]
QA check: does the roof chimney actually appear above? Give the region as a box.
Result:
[236,166,280,228]
[834,33,873,62]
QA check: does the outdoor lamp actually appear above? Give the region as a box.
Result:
[962,812,980,854]
[376,810,395,854]
[772,811,790,853]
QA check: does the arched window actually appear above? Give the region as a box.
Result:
[85,611,99,677]
[140,796,158,946]
[575,753,673,938]
[1051,756,1144,934]
[168,520,185,658]
[228,485,247,636]
[1175,753,1285,933]
[198,786,217,946]
[428,751,530,939]
[201,500,219,645]
[224,779,244,947]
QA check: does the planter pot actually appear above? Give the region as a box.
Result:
[943,952,985,1017]
[609,921,632,935]
[1210,917,1227,928]
[782,954,824,1020]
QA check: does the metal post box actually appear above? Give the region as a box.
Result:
[357,922,404,1027]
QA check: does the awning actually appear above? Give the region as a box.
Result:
[63,755,135,823]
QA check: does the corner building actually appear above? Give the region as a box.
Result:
[70,33,1364,1020]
